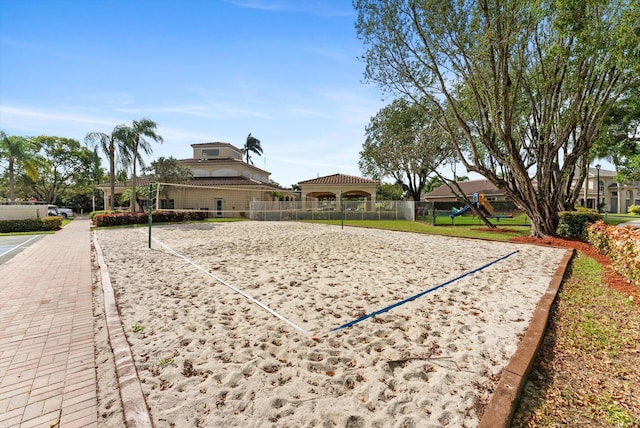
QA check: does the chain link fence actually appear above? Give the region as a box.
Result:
[250,200,415,221]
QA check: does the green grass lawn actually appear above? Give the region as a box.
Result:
[601,212,639,226]
[306,210,631,242]
[427,212,531,227]
[512,254,639,427]
[304,218,531,241]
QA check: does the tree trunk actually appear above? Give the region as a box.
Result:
[583,160,589,207]
[435,173,496,228]
[131,139,138,213]
[131,163,137,213]
[109,146,115,211]
[523,201,559,238]
[8,158,15,202]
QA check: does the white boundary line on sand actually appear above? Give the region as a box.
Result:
[149,235,311,336]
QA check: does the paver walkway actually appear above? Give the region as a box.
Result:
[0,218,97,427]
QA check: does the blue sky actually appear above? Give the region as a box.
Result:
[0,0,389,188]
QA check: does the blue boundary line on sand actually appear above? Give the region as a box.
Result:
[330,250,519,332]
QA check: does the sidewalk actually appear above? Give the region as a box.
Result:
[0,218,97,427]
[619,219,640,228]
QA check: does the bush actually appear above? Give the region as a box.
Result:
[628,205,640,216]
[588,220,640,288]
[0,216,62,233]
[557,210,602,240]
[586,219,611,254]
[92,211,209,227]
[89,209,128,221]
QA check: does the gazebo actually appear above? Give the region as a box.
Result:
[298,173,378,210]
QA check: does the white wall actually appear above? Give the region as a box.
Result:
[0,205,48,220]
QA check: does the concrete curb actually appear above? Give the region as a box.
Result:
[93,233,154,427]
[478,248,575,428]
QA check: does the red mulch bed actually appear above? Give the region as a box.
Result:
[510,235,639,304]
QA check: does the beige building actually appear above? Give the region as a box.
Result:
[576,167,640,213]
[299,173,378,210]
[98,142,296,217]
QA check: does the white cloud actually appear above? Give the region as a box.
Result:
[0,105,117,129]
[229,0,354,17]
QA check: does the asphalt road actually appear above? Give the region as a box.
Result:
[0,234,45,265]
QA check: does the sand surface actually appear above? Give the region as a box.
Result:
[94,222,566,427]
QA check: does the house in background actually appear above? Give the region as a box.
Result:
[423,168,640,214]
[421,179,509,205]
[97,142,296,217]
[575,167,640,213]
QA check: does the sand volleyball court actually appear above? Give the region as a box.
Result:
[94,221,566,427]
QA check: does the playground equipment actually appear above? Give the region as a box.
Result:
[449,193,510,219]
[451,193,489,218]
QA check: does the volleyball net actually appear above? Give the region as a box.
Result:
[153,181,277,219]
[151,182,415,221]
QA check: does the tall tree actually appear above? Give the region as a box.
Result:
[243,133,263,165]
[359,98,455,201]
[55,148,105,213]
[355,0,640,237]
[593,85,640,180]
[142,156,193,206]
[85,127,130,210]
[143,156,193,184]
[377,182,404,200]
[591,84,640,212]
[29,136,94,204]
[0,131,40,202]
[115,118,163,212]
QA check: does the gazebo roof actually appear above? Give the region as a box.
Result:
[299,173,378,185]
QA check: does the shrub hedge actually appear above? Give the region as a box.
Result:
[628,204,640,216]
[92,211,209,227]
[556,210,602,240]
[587,220,640,288]
[0,216,62,233]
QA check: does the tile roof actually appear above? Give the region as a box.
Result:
[97,176,277,189]
[188,176,268,186]
[179,158,270,174]
[298,173,378,185]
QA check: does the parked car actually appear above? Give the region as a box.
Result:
[57,207,74,218]
[47,205,73,218]
[47,205,59,216]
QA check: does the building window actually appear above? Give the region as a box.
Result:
[160,199,175,209]
[598,180,604,193]
[232,151,241,160]
[202,149,219,158]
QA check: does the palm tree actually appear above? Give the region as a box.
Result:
[119,186,147,210]
[115,118,163,212]
[0,131,39,202]
[243,133,263,165]
[85,128,129,210]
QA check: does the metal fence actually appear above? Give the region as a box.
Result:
[250,200,416,221]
